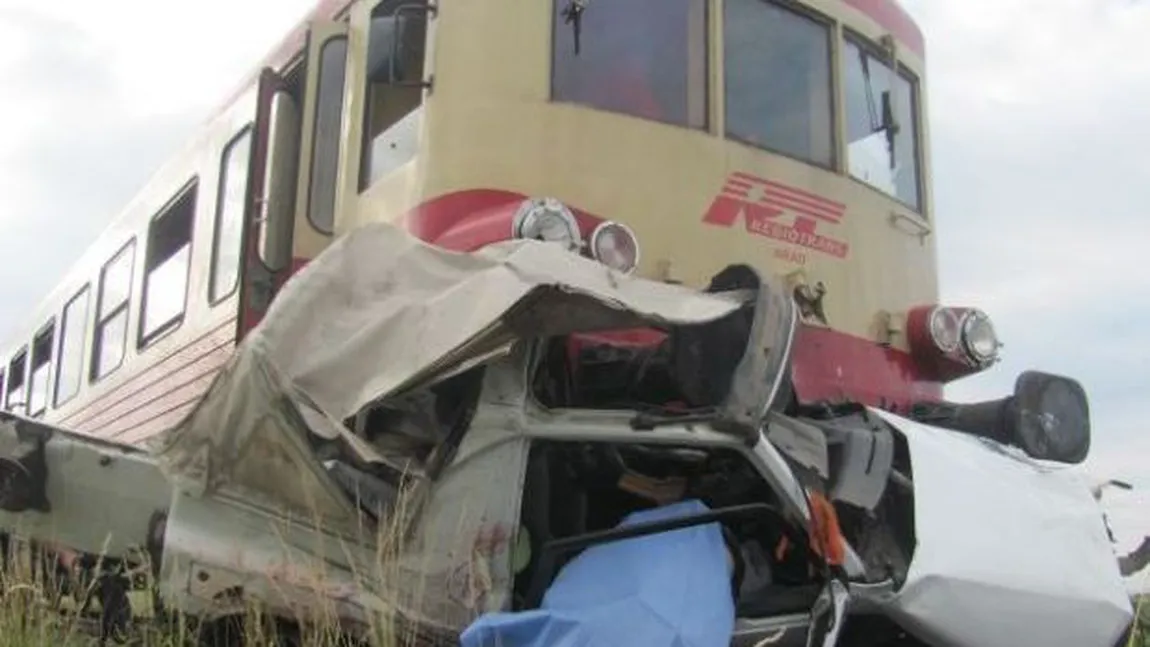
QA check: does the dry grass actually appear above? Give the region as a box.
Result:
[0,475,427,647]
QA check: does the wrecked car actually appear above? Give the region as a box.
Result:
[0,222,1135,647]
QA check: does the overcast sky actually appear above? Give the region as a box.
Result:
[0,0,1147,556]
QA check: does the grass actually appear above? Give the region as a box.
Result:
[0,480,424,646]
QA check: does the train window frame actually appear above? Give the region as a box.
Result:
[549,0,710,132]
[139,179,198,349]
[27,321,56,418]
[6,348,27,413]
[91,239,136,383]
[54,284,92,408]
[722,0,837,170]
[841,31,924,214]
[210,126,255,306]
[307,34,349,235]
[358,0,427,192]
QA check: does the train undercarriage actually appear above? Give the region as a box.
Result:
[0,223,1134,647]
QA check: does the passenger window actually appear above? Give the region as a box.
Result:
[843,37,922,212]
[211,129,253,304]
[309,36,349,234]
[141,182,196,345]
[28,324,54,417]
[551,0,708,130]
[92,240,136,381]
[359,4,427,190]
[724,0,834,167]
[6,350,27,413]
[55,285,91,407]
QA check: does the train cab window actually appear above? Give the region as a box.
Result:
[141,182,197,346]
[724,0,834,167]
[211,129,253,304]
[551,0,708,130]
[359,3,427,190]
[6,350,27,414]
[92,240,136,381]
[843,37,922,212]
[55,285,91,407]
[28,323,55,417]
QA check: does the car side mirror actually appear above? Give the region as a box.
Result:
[911,370,1091,464]
[1011,370,1091,464]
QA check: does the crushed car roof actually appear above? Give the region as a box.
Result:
[152,222,748,518]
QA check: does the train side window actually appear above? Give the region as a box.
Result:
[309,36,349,234]
[724,0,834,168]
[6,349,27,413]
[28,323,55,418]
[140,181,197,346]
[551,0,708,130]
[843,36,922,212]
[92,240,136,381]
[55,285,91,407]
[359,4,427,190]
[211,128,254,304]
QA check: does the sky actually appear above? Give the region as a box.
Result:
[0,0,1147,556]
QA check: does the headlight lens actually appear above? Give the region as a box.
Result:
[928,307,962,354]
[512,197,581,252]
[590,221,640,274]
[961,309,1000,364]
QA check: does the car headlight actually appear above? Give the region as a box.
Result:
[961,309,1000,365]
[590,221,640,274]
[512,197,582,252]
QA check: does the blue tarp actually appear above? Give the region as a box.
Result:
[460,499,736,647]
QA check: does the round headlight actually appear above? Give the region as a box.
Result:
[512,197,581,252]
[590,221,641,274]
[961,309,1000,364]
[927,307,962,354]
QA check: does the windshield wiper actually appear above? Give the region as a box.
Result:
[561,0,588,55]
[859,48,900,170]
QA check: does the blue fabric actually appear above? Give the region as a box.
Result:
[460,499,735,647]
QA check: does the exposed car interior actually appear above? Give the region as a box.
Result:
[510,440,828,619]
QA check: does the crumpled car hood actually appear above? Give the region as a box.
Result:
[870,408,1133,647]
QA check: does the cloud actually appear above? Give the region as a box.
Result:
[902,0,1150,547]
[0,0,315,341]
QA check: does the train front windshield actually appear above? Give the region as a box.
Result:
[545,0,922,209]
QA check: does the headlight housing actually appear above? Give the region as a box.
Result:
[512,197,582,252]
[927,306,962,354]
[961,309,1000,366]
[590,221,640,274]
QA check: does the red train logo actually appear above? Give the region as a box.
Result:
[702,172,850,259]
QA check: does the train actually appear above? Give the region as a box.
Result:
[0,0,1022,445]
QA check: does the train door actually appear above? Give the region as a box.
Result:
[236,21,350,337]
